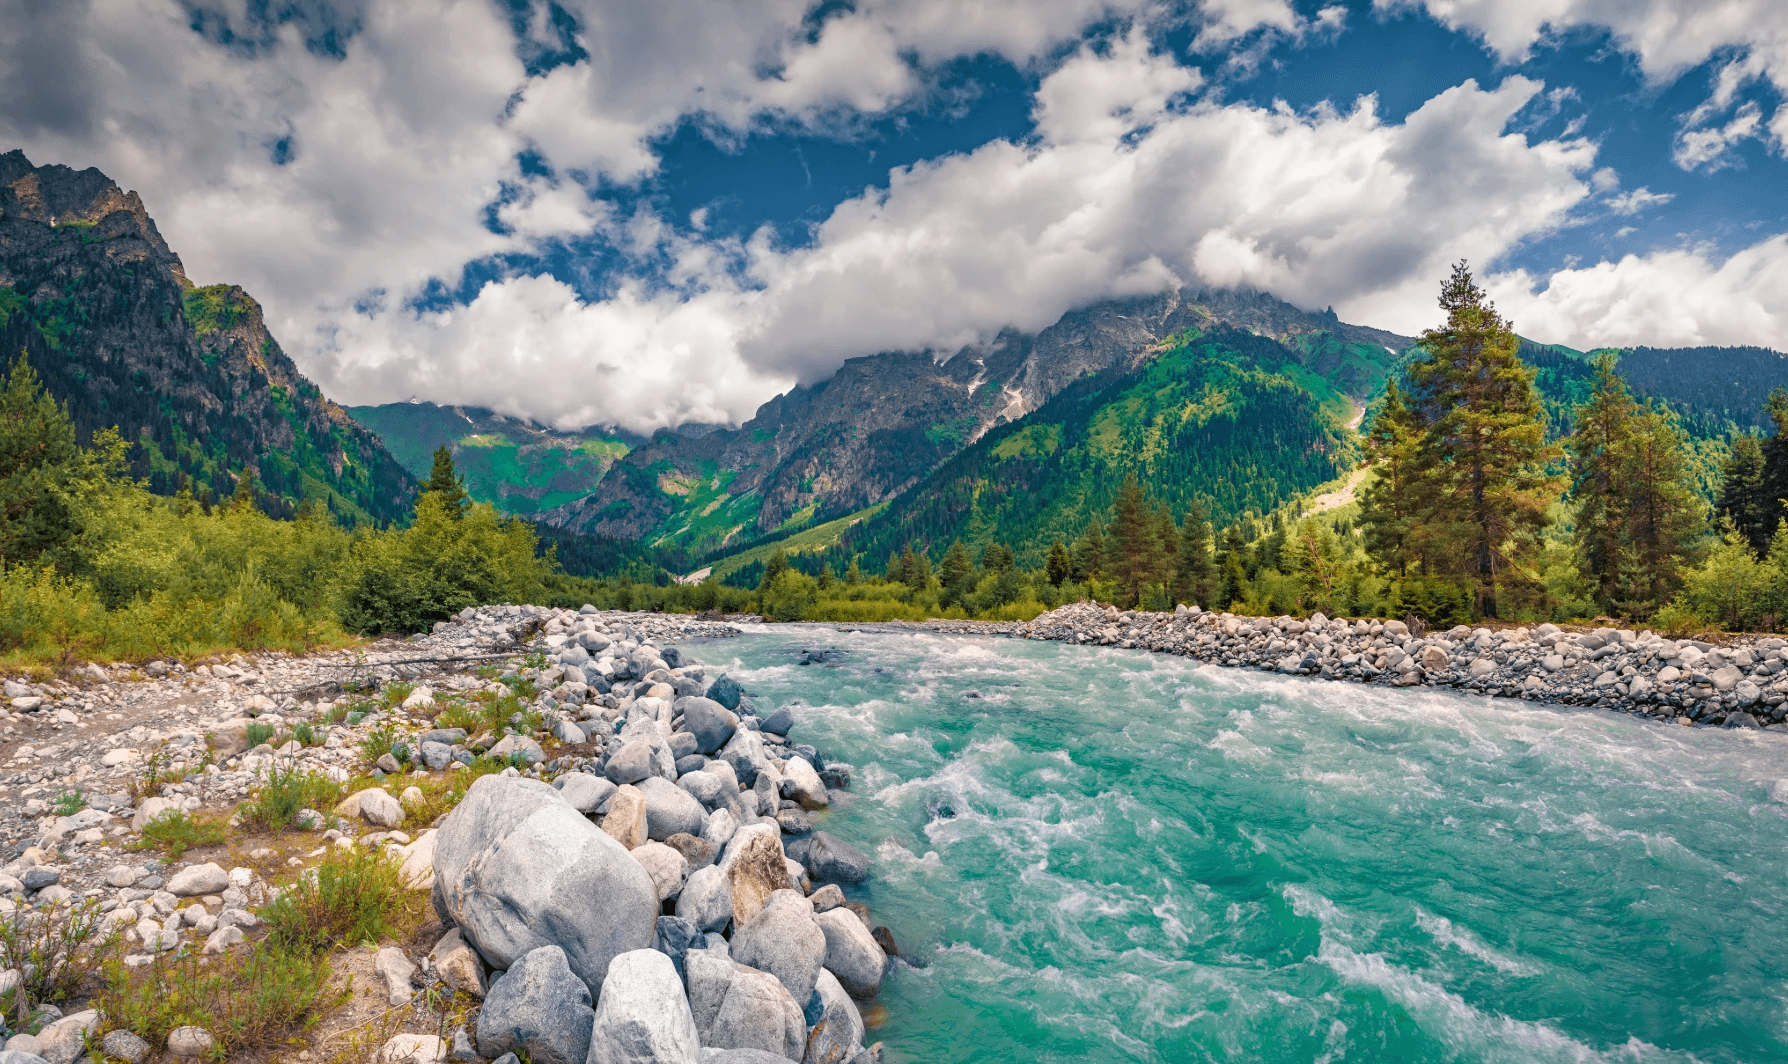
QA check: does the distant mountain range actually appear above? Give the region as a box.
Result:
[0,150,414,524]
[10,147,1788,578]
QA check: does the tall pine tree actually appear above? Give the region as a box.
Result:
[1045,540,1073,587]
[1403,262,1562,617]
[1619,403,1707,614]
[426,445,470,519]
[1358,378,1425,577]
[1567,354,1639,609]
[1719,428,1772,553]
[1177,500,1215,606]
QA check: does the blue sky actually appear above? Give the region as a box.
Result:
[3,0,1787,431]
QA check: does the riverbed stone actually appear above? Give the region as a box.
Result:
[166,863,229,897]
[431,927,488,998]
[802,969,867,1064]
[631,842,690,902]
[433,775,657,995]
[814,908,885,999]
[476,944,594,1064]
[679,697,738,754]
[803,832,870,886]
[638,776,708,840]
[555,772,617,815]
[780,757,828,810]
[731,889,827,1005]
[602,785,650,850]
[587,949,701,1064]
[675,865,735,933]
[718,823,793,926]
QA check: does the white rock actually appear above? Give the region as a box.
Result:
[377,1033,446,1064]
[394,829,438,890]
[586,950,700,1064]
[357,788,405,829]
[630,842,689,902]
[167,1026,215,1058]
[167,863,230,897]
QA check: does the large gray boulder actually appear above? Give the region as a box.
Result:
[706,675,743,711]
[718,729,770,789]
[605,741,655,785]
[801,970,866,1064]
[555,773,617,815]
[475,945,593,1064]
[698,1051,791,1064]
[433,775,658,995]
[686,952,805,1062]
[677,770,724,809]
[586,949,700,1064]
[803,833,869,886]
[677,697,737,754]
[730,889,826,1005]
[813,909,885,999]
[674,865,734,933]
[638,777,707,840]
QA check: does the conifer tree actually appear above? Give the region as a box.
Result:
[1045,540,1072,586]
[1285,517,1341,612]
[228,467,260,513]
[818,563,835,590]
[1215,524,1249,609]
[759,548,790,592]
[1177,501,1214,605]
[1568,354,1638,608]
[1358,379,1424,576]
[0,354,121,569]
[1403,262,1562,617]
[426,445,470,518]
[1071,525,1105,583]
[1106,474,1161,606]
[939,539,976,607]
[846,558,862,585]
[1622,406,1707,611]
[1719,432,1771,553]
[982,543,1015,572]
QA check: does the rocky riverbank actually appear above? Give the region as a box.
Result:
[0,605,891,1064]
[1014,601,1788,729]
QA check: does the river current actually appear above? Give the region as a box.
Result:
[689,626,1788,1064]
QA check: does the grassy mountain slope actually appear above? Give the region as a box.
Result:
[0,150,415,524]
[546,289,1413,558]
[792,326,1358,574]
[347,402,638,517]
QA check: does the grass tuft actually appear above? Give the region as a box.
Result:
[259,848,419,955]
[127,810,226,860]
[237,760,342,834]
[95,941,345,1060]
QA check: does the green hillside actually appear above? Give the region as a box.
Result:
[797,326,1359,574]
[348,402,635,517]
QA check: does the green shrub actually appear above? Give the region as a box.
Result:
[358,723,399,766]
[94,941,343,1060]
[0,899,117,1027]
[50,787,85,816]
[334,494,547,636]
[244,722,274,748]
[259,848,415,954]
[237,762,342,834]
[293,722,318,746]
[127,811,226,860]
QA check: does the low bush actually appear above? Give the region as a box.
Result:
[126,811,226,860]
[237,761,342,834]
[0,899,118,1028]
[358,723,400,766]
[127,745,201,803]
[244,721,275,748]
[259,848,417,955]
[94,941,343,1060]
[50,787,85,816]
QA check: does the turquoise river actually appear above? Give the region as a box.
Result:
[689,626,1788,1064]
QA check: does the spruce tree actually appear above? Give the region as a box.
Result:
[939,539,975,606]
[1403,262,1562,617]
[1358,379,1424,576]
[1719,433,1771,553]
[1619,403,1707,613]
[1072,525,1105,583]
[426,445,470,518]
[1045,540,1072,586]
[1567,354,1638,608]
[1215,525,1249,609]
[0,354,119,569]
[1177,501,1214,605]
[759,548,790,592]
[846,558,863,585]
[1106,474,1159,606]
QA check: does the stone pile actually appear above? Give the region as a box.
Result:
[0,606,890,1064]
[1021,601,1788,728]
